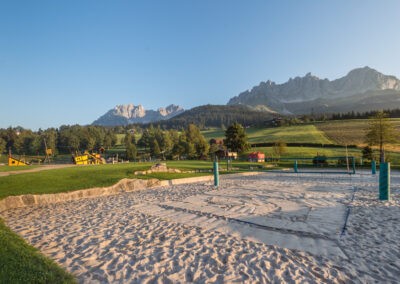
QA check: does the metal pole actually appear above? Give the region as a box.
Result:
[371,160,376,175]
[213,157,219,187]
[294,160,298,173]
[379,162,390,200]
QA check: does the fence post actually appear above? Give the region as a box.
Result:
[379,162,390,200]
[213,159,219,187]
[371,160,376,175]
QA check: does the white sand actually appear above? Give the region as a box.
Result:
[2,172,400,283]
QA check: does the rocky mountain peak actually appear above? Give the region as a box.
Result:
[227,67,400,115]
[93,104,185,126]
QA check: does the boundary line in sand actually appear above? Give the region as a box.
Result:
[340,186,358,237]
[0,172,261,213]
[159,204,334,241]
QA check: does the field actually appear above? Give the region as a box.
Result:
[202,125,333,144]
[315,119,400,146]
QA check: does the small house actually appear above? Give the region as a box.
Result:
[248,152,265,163]
[226,152,238,160]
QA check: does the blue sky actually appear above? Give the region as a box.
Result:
[1,0,400,129]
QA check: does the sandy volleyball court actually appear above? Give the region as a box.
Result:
[2,172,400,283]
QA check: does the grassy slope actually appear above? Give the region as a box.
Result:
[246,125,333,144]
[202,125,333,144]
[0,219,76,284]
[315,119,400,146]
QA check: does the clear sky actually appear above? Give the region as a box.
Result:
[1,0,400,129]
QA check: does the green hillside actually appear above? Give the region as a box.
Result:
[315,119,400,146]
[203,125,333,144]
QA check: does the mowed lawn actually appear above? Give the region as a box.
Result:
[0,162,219,200]
[0,163,153,199]
[202,125,334,144]
[246,146,361,159]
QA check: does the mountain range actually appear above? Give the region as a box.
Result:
[92,104,184,126]
[227,66,400,114]
[93,67,400,126]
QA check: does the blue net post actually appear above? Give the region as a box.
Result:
[213,160,219,187]
[352,157,356,174]
[294,160,298,173]
[379,162,390,200]
[371,160,376,175]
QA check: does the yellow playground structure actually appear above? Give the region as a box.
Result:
[72,151,106,165]
[8,149,29,166]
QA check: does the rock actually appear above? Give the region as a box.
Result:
[150,163,168,172]
[93,104,184,126]
[227,66,400,114]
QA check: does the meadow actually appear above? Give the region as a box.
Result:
[315,119,400,146]
[202,124,333,144]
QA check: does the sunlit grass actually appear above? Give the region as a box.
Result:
[0,219,76,284]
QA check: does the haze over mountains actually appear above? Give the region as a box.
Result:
[228,66,400,114]
[93,67,400,126]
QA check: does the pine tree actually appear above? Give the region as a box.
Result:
[224,123,250,153]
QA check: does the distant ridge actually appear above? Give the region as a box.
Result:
[227,66,400,114]
[150,104,274,129]
[92,104,184,126]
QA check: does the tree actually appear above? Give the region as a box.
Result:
[273,140,287,157]
[124,132,136,146]
[0,137,6,155]
[365,111,398,163]
[138,129,152,150]
[224,123,250,153]
[361,146,374,161]
[184,124,209,159]
[150,138,161,158]
[126,143,137,161]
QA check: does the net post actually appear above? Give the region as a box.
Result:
[294,160,298,173]
[371,160,376,175]
[352,157,355,174]
[379,162,390,200]
[213,157,219,187]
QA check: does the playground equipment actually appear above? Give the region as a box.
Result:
[8,149,29,166]
[43,139,53,164]
[72,151,106,165]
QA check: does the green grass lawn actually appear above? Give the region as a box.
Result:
[246,125,333,144]
[0,162,219,200]
[0,163,150,199]
[0,219,76,284]
[202,128,226,140]
[247,146,361,159]
[201,125,334,144]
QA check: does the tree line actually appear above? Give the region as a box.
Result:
[0,125,118,156]
[0,122,252,163]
